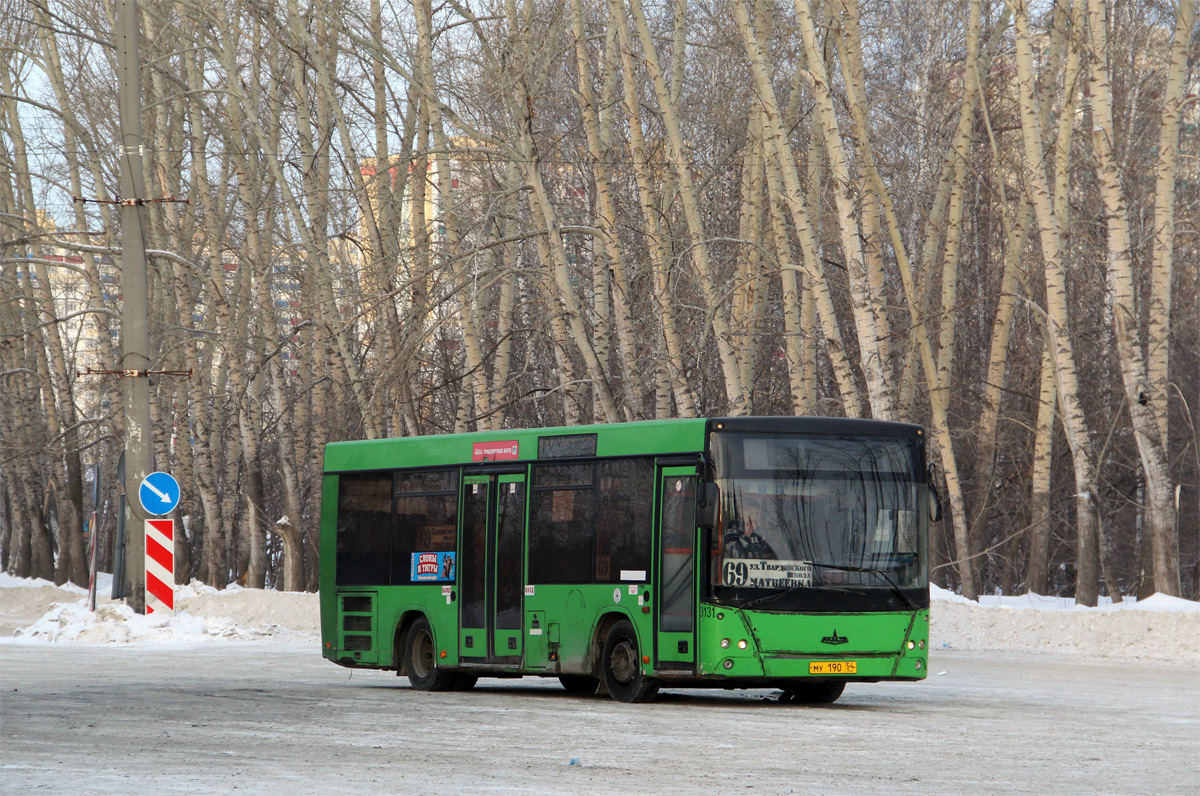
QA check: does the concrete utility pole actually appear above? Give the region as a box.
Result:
[117,0,152,613]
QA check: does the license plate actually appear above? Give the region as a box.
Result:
[809,661,857,675]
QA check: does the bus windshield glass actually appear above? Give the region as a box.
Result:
[710,432,927,602]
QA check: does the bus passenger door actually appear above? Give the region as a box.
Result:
[459,475,491,662]
[492,474,525,664]
[459,472,526,665]
[656,467,697,670]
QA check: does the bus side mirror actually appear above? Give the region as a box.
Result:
[927,463,944,523]
[697,482,720,529]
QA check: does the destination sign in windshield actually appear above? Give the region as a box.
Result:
[721,559,813,589]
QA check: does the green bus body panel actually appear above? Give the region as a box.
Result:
[696,608,928,681]
[323,418,708,473]
[743,610,915,654]
[318,475,339,661]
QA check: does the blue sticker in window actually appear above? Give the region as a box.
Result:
[412,552,456,582]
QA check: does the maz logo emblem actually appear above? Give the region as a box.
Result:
[821,630,849,645]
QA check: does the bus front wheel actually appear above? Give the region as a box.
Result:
[601,621,659,703]
[405,617,456,692]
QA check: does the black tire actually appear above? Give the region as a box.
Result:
[601,620,659,703]
[559,675,599,694]
[780,680,846,705]
[404,617,456,691]
[451,673,478,691]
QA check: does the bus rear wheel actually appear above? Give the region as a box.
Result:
[405,617,456,691]
[780,680,845,705]
[601,621,659,703]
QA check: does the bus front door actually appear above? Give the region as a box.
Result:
[459,472,526,666]
[655,467,697,670]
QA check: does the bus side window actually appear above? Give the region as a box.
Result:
[336,473,392,586]
[529,464,594,584]
[391,470,458,585]
[594,459,653,583]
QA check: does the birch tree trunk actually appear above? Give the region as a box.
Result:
[1147,0,1196,449]
[1,61,87,587]
[1085,0,1180,596]
[622,0,749,412]
[607,3,698,416]
[792,0,893,419]
[571,0,639,419]
[730,0,864,418]
[831,0,984,596]
[1027,345,1058,593]
[1010,0,1101,604]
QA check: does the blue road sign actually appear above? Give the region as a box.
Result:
[139,472,180,516]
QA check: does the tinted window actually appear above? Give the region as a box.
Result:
[496,482,525,629]
[337,473,392,585]
[533,463,593,488]
[594,459,653,582]
[396,470,457,493]
[392,469,458,585]
[529,464,594,583]
[660,475,696,631]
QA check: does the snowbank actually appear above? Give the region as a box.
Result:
[1,575,1197,662]
[0,575,318,644]
[929,585,1200,662]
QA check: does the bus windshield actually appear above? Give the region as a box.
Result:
[710,432,927,605]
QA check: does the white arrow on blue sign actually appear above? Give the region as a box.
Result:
[139,472,180,516]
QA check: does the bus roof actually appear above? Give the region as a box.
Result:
[323,417,709,473]
[322,416,924,474]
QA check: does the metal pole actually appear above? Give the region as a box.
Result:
[117,0,152,613]
[87,462,101,611]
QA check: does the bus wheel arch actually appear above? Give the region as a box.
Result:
[393,611,427,676]
[589,612,631,677]
[600,618,659,703]
[403,615,456,691]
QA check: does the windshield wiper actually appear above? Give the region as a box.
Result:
[805,561,921,612]
[737,583,863,612]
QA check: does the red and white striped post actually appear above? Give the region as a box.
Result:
[145,519,175,614]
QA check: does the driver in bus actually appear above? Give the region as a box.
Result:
[724,501,776,560]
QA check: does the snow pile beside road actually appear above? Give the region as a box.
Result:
[174,581,320,633]
[0,574,318,643]
[929,585,1200,663]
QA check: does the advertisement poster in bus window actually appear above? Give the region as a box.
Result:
[411,551,456,581]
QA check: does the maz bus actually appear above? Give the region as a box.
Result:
[320,417,938,703]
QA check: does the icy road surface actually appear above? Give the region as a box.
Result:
[1,641,1195,795]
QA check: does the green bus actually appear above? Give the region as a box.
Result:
[320,416,937,703]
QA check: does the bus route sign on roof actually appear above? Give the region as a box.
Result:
[139,472,180,516]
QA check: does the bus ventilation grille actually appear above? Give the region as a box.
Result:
[343,615,372,632]
[342,595,372,613]
[343,634,373,651]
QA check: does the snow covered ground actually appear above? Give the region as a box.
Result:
[2,575,1197,795]
[1,573,1197,663]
